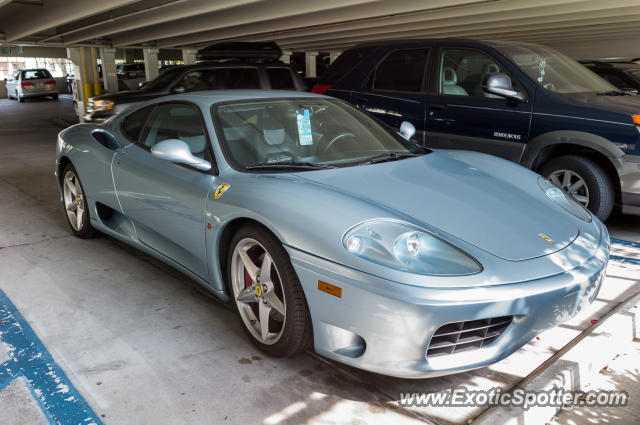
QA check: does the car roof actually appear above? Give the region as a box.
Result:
[162,60,294,72]
[151,89,328,108]
[350,38,546,50]
[582,61,640,71]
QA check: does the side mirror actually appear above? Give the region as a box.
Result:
[151,139,211,171]
[398,121,416,140]
[171,86,186,94]
[482,73,526,102]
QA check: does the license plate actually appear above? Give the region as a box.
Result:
[36,83,44,88]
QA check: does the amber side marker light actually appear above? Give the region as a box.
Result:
[318,281,342,298]
[632,114,640,125]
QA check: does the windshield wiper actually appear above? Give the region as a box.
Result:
[597,90,628,96]
[357,151,420,165]
[245,161,336,171]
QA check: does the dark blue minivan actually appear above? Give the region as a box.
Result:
[315,39,640,221]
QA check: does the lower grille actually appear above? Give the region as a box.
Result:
[427,316,513,357]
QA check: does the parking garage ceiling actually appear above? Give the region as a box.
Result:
[0,0,639,57]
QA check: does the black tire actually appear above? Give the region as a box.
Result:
[540,155,614,221]
[61,163,99,239]
[227,223,313,357]
[52,94,59,100]
[18,96,24,102]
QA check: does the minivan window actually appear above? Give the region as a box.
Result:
[318,46,376,85]
[267,68,295,90]
[496,44,616,94]
[373,49,428,92]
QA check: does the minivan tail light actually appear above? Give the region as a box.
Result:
[312,84,331,94]
[45,79,56,85]
[20,82,33,87]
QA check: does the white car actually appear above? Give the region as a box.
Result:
[6,68,58,102]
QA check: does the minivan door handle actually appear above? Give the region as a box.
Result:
[429,104,447,113]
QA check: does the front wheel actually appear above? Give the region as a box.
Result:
[61,164,98,238]
[540,155,614,221]
[228,224,312,357]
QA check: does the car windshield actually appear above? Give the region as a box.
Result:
[212,98,426,171]
[139,67,184,92]
[496,44,617,94]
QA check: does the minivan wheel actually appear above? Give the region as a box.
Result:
[227,223,313,357]
[540,155,614,221]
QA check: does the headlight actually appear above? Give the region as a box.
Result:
[92,99,114,111]
[538,177,592,222]
[342,220,482,276]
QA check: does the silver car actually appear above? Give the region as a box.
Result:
[6,68,59,102]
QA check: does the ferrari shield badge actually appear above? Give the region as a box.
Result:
[214,184,230,200]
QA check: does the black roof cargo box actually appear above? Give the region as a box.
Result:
[196,42,282,61]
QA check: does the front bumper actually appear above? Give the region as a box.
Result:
[620,153,640,215]
[287,222,609,379]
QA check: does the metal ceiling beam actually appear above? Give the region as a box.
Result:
[280,11,640,51]
[61,0,261,45]
[0,0,141,42]
[135,0,489,48]
[262,1,639,47]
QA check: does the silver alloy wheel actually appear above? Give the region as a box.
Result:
[548,169,590,206]
[231,238,286,345]
[62,170,85,231]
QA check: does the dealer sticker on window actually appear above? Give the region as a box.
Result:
[297,109,313,145]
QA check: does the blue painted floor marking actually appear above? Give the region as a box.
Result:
[0,289,102,425]
[609,238,640,266]
[610,237,640,249]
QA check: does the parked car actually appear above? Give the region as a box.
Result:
[315,39,640,221]
[580,60,640,94]
[6,68,58,102]
[56,90,609,378]
[85,42,305,123]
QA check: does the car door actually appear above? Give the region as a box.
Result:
[350,48,429,143]
[112,102,216,278]
[426,47,532,162]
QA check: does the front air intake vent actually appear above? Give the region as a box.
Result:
[427,316,513,357]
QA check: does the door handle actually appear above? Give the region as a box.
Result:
[354,96,368,105]
[429,104,447,112]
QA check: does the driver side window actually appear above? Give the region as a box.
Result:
[139,103,208,159]
[438,48,511,98]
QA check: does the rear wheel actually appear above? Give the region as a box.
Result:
[52,94,59,100]
[227,224,312,357]
[540,155,614,221]
[61,163,98,238]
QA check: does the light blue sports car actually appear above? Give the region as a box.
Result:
[56,90,609,378]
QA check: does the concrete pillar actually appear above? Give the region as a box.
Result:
[305,51,318,78]
[280,50,292,64]
[90,47,102,96]
[329,51,342,64]
[182,48,197,65]
[67,47,89,120]
[143,47,159,81]
[100,47,118,93]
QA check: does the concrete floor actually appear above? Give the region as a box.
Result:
[0,96,639,425]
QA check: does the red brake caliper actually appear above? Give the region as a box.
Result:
[244,270,252,288]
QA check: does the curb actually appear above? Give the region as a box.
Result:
[471,290,640,425]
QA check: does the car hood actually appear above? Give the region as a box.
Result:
[295,150,580,261]
[91,90,161,104]
[567,92,640,116]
